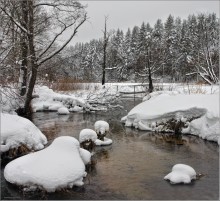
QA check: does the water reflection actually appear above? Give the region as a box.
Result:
[1,98,219,200]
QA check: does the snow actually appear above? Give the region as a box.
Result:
[122,92,219,144]
[32,86,90,112]
[1,113,47,152]
[79,129,97,143]
[57,107,70,115]
[94,120,109,135]
[4,136,91,192]
[164,164,196,184]
[79,148,91,165]
[95,137,113,146]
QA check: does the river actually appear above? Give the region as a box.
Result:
[1,98,219,200]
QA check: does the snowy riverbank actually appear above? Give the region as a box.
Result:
[122,91,219,145]
[1,113,47,153]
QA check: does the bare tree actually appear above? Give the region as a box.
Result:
[0,0,87,117]
[102,16,110,86]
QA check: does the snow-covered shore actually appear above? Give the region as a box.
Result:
[122,91,219,144]
[1,113,47,153]
[4,136,91,192]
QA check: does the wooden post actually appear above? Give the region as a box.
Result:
[134,85,136,104]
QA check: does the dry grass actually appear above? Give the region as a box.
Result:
[183,83,207,94]
[49,78,100,92]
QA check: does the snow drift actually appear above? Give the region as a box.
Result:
[122,93,219,144]
[1,113,47,152]
[4,136,91,192]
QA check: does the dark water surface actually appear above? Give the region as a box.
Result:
[1,98,219,200]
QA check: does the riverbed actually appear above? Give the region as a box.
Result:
[1,98,219,200]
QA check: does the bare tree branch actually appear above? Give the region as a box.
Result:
[38,14,87,66]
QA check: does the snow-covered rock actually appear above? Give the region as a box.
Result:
[57,107,70,115]
[69,106,83,112]
[1,113,47,152]
[4,136,90,192]
[79,129,97,143]
[79,148,91,165]
[122,93,219,144]
[94,120,109,135]
[95,137,112,146]
[164,164,197,184]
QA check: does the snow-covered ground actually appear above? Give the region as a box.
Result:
[1,83,219,148]
[1,113,47,152]
[122,90,219,144]
[4,136,91,192]
[1,83,218,114]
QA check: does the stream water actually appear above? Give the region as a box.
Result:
[1,98,219,200]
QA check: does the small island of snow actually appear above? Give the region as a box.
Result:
[4,136,91,192]
[79,129,97,143]
[57,107,70,115]
[164,164,197,184]
[94,120,109,135]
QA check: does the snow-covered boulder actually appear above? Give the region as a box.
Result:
[57,107,70,115]
[94,120,109,135]
[95,137,112,146]
[164,164,196,184]
[122,93,219,144]
[1,113,47,153]
[79,148,91,165]
[4,136,91,192]
[79,129,97,151]
[79,129,97,143]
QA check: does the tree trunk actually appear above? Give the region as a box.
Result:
[147,50,153,93]
[102,44,106,85]
[19,35,28,96]
[19,0,28,96]
[23,0,37,117]
[102,16,108,86]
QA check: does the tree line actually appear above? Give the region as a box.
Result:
[0,1,219,116]
[56,13,219,87]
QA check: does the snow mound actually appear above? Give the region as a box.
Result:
[57,107,70,115]
[32,86,90,112]
[143,90,180,101]
[1,113,47,152]
[79,148,91,165]
[95,137,112,146]
[164,164,196,184]
[94,120,109,135]
[4,136,90,192]
[79,129,97,143]
[122,93,219,144]
[69,106,83,112]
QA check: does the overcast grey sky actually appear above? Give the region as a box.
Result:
[68,0,219,45]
